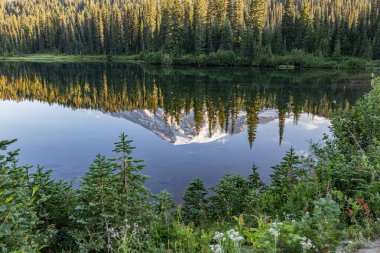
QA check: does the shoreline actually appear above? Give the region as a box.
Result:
[0,53,378,70]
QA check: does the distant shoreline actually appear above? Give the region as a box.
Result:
[0,53,378,70]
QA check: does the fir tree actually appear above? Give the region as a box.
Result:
[248,163,265,191]
[111,133,150,223]
[73,154,119,251]
[270,147,305,192]
[220,19,233,50]
[282,0,295,49]
[0,140,40,252]
[182,178,208,226]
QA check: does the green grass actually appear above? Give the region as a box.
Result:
[0,53,378,70]
[0,54,142,63]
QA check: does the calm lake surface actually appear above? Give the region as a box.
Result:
[0,62,372,200]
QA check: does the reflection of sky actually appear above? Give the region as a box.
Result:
[0,100,330,200]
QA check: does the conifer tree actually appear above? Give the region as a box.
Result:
[73,154,119,251]
[220,19,233,50]
[111,133,150,223]
[155,190,176,226]
[248,163,265,191]
[209,173,250,220]
[250,0,265,41]
[194,21,206,55]
[282,0,295,49]
[182,178,208,226]
[270,147,305,193]
[0,140,40,252]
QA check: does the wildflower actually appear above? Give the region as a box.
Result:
[134,223,139,228]
[226,229,244,243]
[106,227,114,234]
[210,244,223,253]
[355,198,365,204]
[300,237,315,251]
[345,209,353,215]
[268,227,280,239]
[106,244,112,249]
[363,203,369,210]
[213,231,225,241]
[111,232,119,238]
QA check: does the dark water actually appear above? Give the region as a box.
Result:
[0,62,371,200]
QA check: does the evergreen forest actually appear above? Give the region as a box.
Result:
[1,0,380,66]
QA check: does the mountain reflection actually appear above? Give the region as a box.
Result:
[0,62,371,147]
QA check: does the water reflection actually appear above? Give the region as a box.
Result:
[0,63,371,199]
[0,63,370,147]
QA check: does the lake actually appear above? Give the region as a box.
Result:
[0,62,371,200]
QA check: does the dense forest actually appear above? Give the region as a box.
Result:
[1,76,379,252]
[1,0,380,63]
[0,63,370,147]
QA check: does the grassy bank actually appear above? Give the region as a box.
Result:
[0,54,140,63]
[140,50,373,70]
[0,52,375,70]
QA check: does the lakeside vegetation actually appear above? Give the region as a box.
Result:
[0,53,373,70]
[1,0,380,68]
[1,75,379,252]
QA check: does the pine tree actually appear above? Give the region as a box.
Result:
[155,190,176,226]
[209,173,250,220]
[194,20,206,55]
[0,140,40,252]
[373,24,380,59]
[250,0,265,41]
[111,133,150,223]
[248,163,265,191]
[182,178,208,226]
[220,19,233,50]
[270,147,305,192]
[282,0,295,50]
[73,154,119,251]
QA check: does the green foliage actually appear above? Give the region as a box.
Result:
[72,154,119,251]
[296,198,344,252]
[209,173,250,220]
[0,0,377,65]
[182,178,208,226]
[1,76,380,252]
[0,140,41,253]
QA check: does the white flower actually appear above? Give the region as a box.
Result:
[268,227,280,239]
[210,244,223,253]
[134,223,139,228]
[226,229,244,243]
[213,231,225,241]
[300,237,315,250]
[106,227,114,234]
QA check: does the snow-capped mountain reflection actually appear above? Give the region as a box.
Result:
[110,109,279,145]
